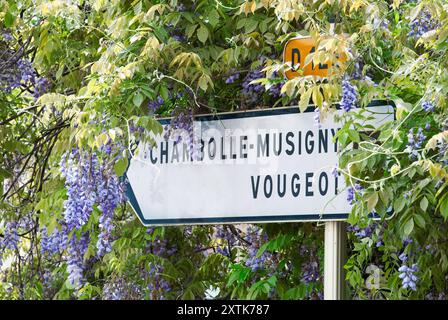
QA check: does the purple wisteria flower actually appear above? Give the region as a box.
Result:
[398,263,418,291]
[66,232,89,288]
[1,221,19,250]
[407,127,426,159]
[34,77,50,98]
[164,106,198,159]
[422,101,435,112]
[242,69,265,103]
[60,151,98,230]
[148,264,171,300]
[341,79,358,112]
[225,70,240,84]
[408,10,439,39]
[96,171,121,257]
[437,141,448,166]
[347,223,377,239]
[2,31,13,42]
[148,96,164,112]
[244,226,273,273]
[347,183,363,204]
[301,261,320,283]
[41,225,68,256]
[166,23,187,42]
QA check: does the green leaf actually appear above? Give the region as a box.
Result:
[185,24,197,38]
[227,264,248,287]
[240,268,250,281]
[56,64,65,79]
[244,19,258,33]
[198,75,208,91]
[4,11,14,28]
[35,199,47,212]
[208,9,220,27]
[159,85,169,101]
[197,25,209,44]
[393,196,406,213]
[182,289,195,299]
[95,132,109,148]
[132,228,140,239]
[133,92,144,107]
[414,214,426,229]
[236,18,247,30]
[298,88,312,112]
[367,192,378,213]
[114,157,129,176]
[440,195,448,220]
[266,275,277,287]
[0,167,12,179]
[338,132,349,146]
[312,87,323,108]
[403,218,414,236]
[348,129,360,143]
[420,197,428,212]
[256,242,269,258]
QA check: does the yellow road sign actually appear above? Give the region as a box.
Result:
[283,36,344,79]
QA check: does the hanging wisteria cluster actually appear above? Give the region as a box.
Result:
[57,146,125,287]
[422,100,435,112]
[408,10,439,39]
[148,96,165,112]
[223,56,286,107]
[144,228,176,300]
[240,67,285,105]
[102,278,127,300]
[340,79,358,112]
[213,225,238,257]
[347,223,375,239]
[225,69,240,84]
[147,263,171,300]
[96,168,122,257]
[40,224,68,256]
[244,226,277,274]
[102,277,144,300]
[1,221,19,251]
[0,221,18,268]
[0,31,49,98]
[242,69,266,104]
[66,232,90,288]
[60,149,97,230]
[398,258,419,291]
[406,127,426,159]
[348,221,386,248]
[395,238,420,292]
[146,228,177,257]
[166,23,187,43]
[437,140,448,167]
[347,183,363,204]
[299,246,320,284]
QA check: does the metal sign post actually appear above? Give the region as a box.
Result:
[324,221,347,300]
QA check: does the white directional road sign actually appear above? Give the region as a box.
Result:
[126,101,395,226]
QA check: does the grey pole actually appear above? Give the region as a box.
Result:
[324,221,347,300]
